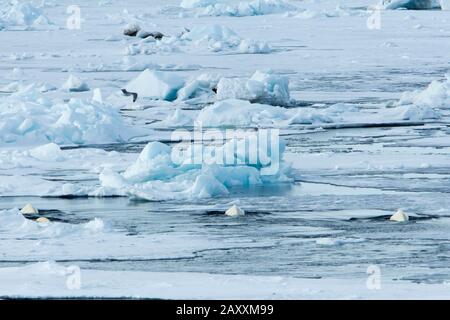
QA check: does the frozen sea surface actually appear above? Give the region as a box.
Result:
[1,0,450,298]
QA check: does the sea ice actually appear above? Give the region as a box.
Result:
[0,81,56,93]
[2,260,450,298]
[161,108,194,127]
[288,5,369,19]
[124,70,289,104]
[99,140,292,200]
[0,208,105,239]
[180,0,218,9]
[124,69,185,101]
[0,1,53,30]
[62,75,90,92]
[197,99,287,127]
[181,25,271,53]
[315,238,365,246]
[398,76,450,109]
[124,24,271,55]
[0,85,134,146]
[176,73,220,102]
[29,143,65,162]
[196,99,330,127]
[184,0,296,17]
[216,70,290,106]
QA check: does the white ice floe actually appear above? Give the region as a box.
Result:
[29,143,65,161]
[181,24,271,53]
[170,70,289,105]
[315,238,365,246]
[181,0,296,17]
[216,70,290,106]
[0,85,135,146]
[197,99,286,127]
[125,69,185,101]
[62,75,90,92]
[164,98,438,131]
[196,99,331,128]
[0,209,106,239]
[0,1,53,30]
[0,81,56,94]
[176,73,220,103]
[0,84,135,145]
[2,260,450,299]
[99,140,292,200]
[180,0,218,9]
[0,144,135,197]
[288,5,369,19]
[124,24,271,55]
[160,108,194,127]
[169,70,289,105]
[398,76,450,109]
[124,70,287,104]
[0,209,271,262]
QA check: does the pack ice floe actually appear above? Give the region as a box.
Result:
[0,1,53,31]
[0,85,137,146]
[120,69,291,106]
[99,140,292,200]
[179,0,296,17]
[124,24,271,56]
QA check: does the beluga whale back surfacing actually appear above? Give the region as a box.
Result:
[390,209,409,222]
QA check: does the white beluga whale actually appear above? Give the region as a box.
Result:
[20,204,39,215]
[383,0,441,10]
[36,217,50,224]
[225,205,245,217]
[390,209,409,222]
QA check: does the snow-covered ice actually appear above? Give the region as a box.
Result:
[125,69,185,101]
[0,86,137,146]
[99,140,292,200]
[124,24,272,56]
[0,1,53,31]
[180,0,296,17]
